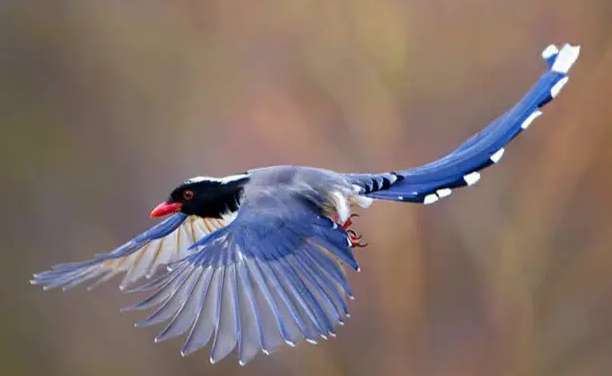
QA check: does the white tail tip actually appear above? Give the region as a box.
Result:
[463,172,481,186]
[551,44,581,74]
[423,193,439,205]
[542,44,559,59]
[551,76,569,98]
[490,148,505,163]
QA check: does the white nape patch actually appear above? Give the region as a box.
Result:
[550,76,569,98]
[436,188,452,198]
[219,173,250,183]
[541,44,559,59]
[463,172,481,186]
[423,193,438,205]
[184,176,209,183]
[331,191,351,224]
[521,110,543,130]
[490,148,505,163]
[551,44,580,74]
[185,173,249,185]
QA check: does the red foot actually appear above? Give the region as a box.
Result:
[348,229,368,248]
[342,214,367,248]
[341,213,359,230]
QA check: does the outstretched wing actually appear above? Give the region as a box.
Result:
[347,43,580,204]
[31,214,232,291]
[125,189,357,365]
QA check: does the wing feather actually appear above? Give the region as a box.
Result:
[296,249,349,319]
[258,257,313,344]
[155,266,210,342]
[134,264,197,328]
[125,190,355,364]
[235,261,263,364]
[180,267,222,356]
[242,258,285,354]
[31,214,230,291]
[210,264,239,363]
[245,257,298,348]
[287,253,342,325]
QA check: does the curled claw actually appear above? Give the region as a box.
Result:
[347,229,362,240]
[347,228,367,248]
[349,238,368,248]
[341,213,366,248]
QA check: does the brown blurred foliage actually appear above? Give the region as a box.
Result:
[1,1,611,375]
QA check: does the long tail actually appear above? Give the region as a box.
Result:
[346,43,580,204]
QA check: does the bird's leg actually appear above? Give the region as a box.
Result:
[342,214,367,248]
[341,213,359,229]
[349,232,368,248]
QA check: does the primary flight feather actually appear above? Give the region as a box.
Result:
[32,43,580,365]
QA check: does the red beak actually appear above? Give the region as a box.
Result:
[150,201,183,218]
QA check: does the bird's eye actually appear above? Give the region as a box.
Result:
[182,190,195,201]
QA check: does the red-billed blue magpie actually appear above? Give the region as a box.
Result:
[32,43,580,365]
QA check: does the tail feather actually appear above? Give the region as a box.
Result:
[346,43,580,204]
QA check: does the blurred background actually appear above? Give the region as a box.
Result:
[1,1,611,375]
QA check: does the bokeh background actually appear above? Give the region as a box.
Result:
[2,1,611,375]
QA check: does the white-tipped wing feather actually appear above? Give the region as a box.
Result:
[31,215,231,291]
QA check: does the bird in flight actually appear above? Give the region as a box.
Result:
[32,43,580,365]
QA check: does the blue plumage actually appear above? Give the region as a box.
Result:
[353,44,580,203]
[31,213,188,290]
[122,190,354,364]
[32,43,580,365]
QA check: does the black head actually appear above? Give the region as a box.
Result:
[150,174,250,218]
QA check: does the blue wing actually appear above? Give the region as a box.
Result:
[124,190,357,365]
[31,214,232,291]
[348,43,580,204]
